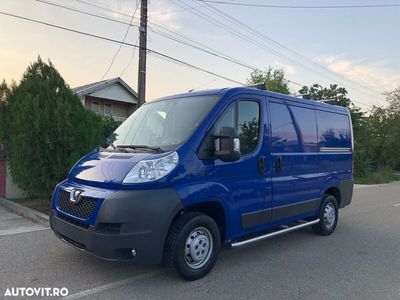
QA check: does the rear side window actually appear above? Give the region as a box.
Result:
[316,111,351,148]
[270,102,300,153]
[290,106,318,152]
[214,100,260,155]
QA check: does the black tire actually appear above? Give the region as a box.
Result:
[312,194,339,235]
[164,212,221,281]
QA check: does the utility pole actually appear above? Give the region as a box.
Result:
[137,0,148,107]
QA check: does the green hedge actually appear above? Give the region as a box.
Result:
[0,58,109,198]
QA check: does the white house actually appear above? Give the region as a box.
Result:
[73,77,138,122]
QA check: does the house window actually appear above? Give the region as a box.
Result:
[104,103,112,115]
[91,101,100,113]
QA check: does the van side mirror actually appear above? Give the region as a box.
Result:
[213,127,241,162]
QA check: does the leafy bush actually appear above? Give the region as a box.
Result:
[100,115,121,138]
[1,57,105,198]
[355,167,398,184]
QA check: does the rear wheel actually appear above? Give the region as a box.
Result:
[312,194,339,235]
[164,212,221,280]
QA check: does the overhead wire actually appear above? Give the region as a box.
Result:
[169,0,381,107]
[197,0,384,98]
[100,0,140,80]
[5,2,377,108]
[50,0,382,108]
[0,10,245,85]
[195,0,400,9]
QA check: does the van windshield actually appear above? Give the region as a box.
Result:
[103,95,221,152]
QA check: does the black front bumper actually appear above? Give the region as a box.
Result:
[50,188,182,264]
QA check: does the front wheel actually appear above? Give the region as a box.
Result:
[164,212,221,280]
[312,194,339,235]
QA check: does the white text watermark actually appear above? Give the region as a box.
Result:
[4,287,69,297]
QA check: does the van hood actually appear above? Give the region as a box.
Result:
[69,151,153,184]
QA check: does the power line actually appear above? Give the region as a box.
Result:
[72,0,192,18]
[148,20,259,69]
[60,0,352,96]
[62,0,384,106]
[5,3,375,109]
[64,0,378,107]
[188,79,217,92]
[173,0,382,106]
[101,0,140,80]
[120,36,139,77]
[44,0,379,100]
[197,0,384,99]
[34,0,137,26]
[195,0,400,9]
[72,0,136,17]
[0,10,245,86]
[169,0,300,64]
[150,28,255,70]
[34,0,257,71]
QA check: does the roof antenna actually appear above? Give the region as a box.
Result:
[247,83,266,90]
[188,79,217,92]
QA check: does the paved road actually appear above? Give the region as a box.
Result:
[0,205,47,236]
[1,183,400,299]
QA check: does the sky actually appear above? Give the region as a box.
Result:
[1,0,399,109]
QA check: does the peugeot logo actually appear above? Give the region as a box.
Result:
[69,189,83,204]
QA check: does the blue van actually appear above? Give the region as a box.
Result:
[50,87,353,280]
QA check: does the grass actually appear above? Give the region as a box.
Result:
[355,168,400,184]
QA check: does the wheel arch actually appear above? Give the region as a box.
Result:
[323,186,341,207]
[169,200,228,243]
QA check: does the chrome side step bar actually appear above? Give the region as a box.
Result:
[231,219,320,248]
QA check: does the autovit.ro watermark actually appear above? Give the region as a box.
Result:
[4,287,69,297]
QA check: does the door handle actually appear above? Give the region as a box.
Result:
[258,155,266,174]
[275,156,283,172]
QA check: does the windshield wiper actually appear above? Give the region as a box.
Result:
[98,139,128,153]
[117,145,164,153]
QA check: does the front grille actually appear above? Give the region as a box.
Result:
[58,190,97,220]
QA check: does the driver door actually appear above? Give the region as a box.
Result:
[205,96,272,239]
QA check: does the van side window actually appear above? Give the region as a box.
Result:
[214,103,236,134]
[214,100,260,155]
[238,101,260,154]
[270,102,300,153]
[290,106,318,152]
[317,111,351,148]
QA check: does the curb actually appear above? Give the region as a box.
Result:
[0,197,49,227]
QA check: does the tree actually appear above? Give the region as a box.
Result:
[384,87,400,116]
[365,88,400,170]
[247,67,290,94]
[298,84,352,107]
[0,80,14,160]
[3,57,105,198]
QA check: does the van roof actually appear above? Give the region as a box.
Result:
[153,87,349,114]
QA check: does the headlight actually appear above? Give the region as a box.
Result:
[123,152,179,184]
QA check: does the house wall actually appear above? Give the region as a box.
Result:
[90,83,137,104]
[85,96,136,119]
[0,161,5,198]
[5,164,27,199]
